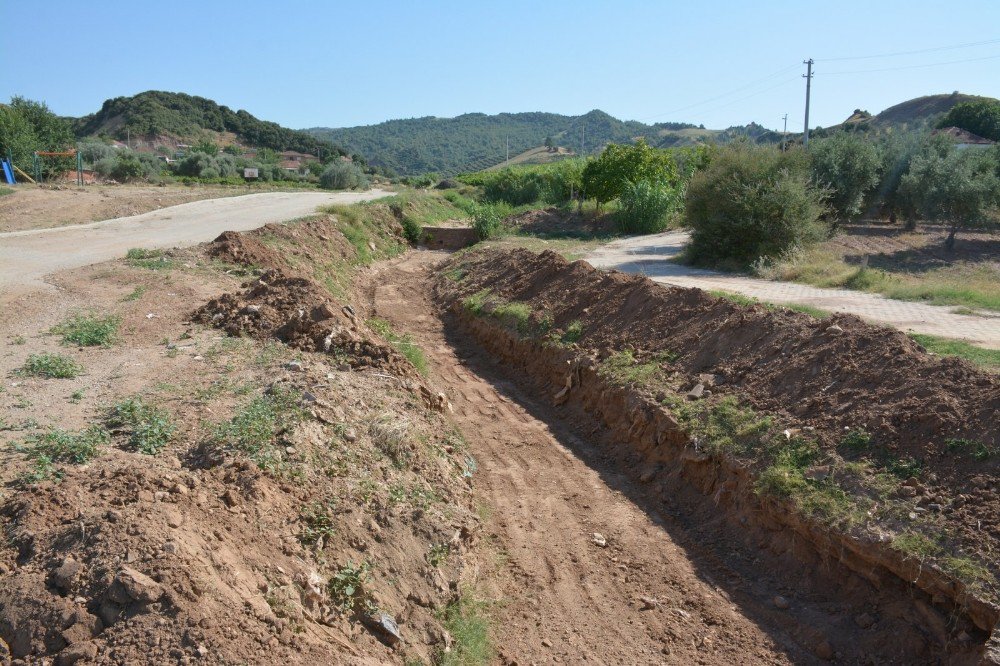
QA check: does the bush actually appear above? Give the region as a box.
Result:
[401,216,422,244]
[319,161,370,190]
[617,180,683,234]
[471,202,509,240]
[685,144,828,267]
[51,312,121,347]
[582,140,679,205]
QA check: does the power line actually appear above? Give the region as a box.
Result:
[817,37,1000,62]
[637,63,800,121]
[820,51,1000,75]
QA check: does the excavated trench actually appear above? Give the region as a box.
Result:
[354,249,997,664]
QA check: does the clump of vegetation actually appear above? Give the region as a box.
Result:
[51,312,121,347]
[680,396,774,456]
[684,143,827,268]
[211,387,303,469]
[401,215,422,244]
[840,428,872,451]
[122,286,147,302]
[107,396,176,454]
[27,425,109,467]
[946,437,996,461]
[427,543,450,567]
[328,561,376,614]
[126,247,174,270]
[582,139,680,207]
[319,161,370,190]
[19,352,83,378]
[368,413,412,468]
[462,289,492,316]
[436,593,493,666]
[598,349,676,388]
[367,318,428,375]
[491,301,533,334]
[561,320,583,343]
[617,179,683,234]
[809,132,882,223]
[471,202,510,240]
[299,501,338,547]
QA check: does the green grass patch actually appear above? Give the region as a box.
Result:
[679,396,774,456]
[125,247,175,270]
[909,334,1000,372]
[211,386,304,469]
[892,531,995,592]
[367,317,429,375]
[0,186,14,197]
[22,425,109,480]
[462,289,492,316]
[19,353,83,378]
[598,349,677,388]
[945,437,996,460]
[709,289,829,319]
[51,312,121,347]
[107,396,176,454]
[436,592,493,666]
[491,301,532,334]
[561,320,583,343]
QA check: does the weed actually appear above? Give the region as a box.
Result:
[107,396,176,454]
[70,389,85,403]
[299,501,337,547]
[328,561,376,614]
[598,349,677,388]
[561,320,583,344]
[369,413,412,468]
[51,312,121,347]
[122,286,146,302]
[893,531,942,560]
[211,386,303,469]
[444,266,467,282]
[367,318,428,375]
[946,437,996,460]
[428,543,450,567]
[840,428,872,452]
[491,301,532,334]
[27,425,109,466]
[462,289,492,316]
[11,335,26,345]
[681,397,774,456]
[125,247,174,270]
[19,353,83,379]
[436,592,493,666]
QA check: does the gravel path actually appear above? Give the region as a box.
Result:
[0,190,393,293]
[586,231,1000,349]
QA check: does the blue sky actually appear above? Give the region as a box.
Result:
[2,0,998,132]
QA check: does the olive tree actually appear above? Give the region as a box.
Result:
[809,132,882,223]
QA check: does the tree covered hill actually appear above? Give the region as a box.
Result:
[74,91,346,156]
[835,92,999,133]
[305,110,714,175]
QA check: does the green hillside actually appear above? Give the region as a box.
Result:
[74,91,346,156]
[305,110,719,176]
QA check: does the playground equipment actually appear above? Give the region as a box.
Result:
[33,149,83,185]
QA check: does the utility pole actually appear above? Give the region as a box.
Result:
[802,58,814,146]
[782,113,788,150]
[505,133,509,165]
[581,125,586,156]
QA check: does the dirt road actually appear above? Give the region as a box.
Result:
[586,231,1000,349]
[0,189,393,294]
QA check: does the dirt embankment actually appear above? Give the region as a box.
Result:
[436,247,1000,663]
[0,210,475,664]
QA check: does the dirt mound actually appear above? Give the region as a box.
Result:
[505,207,617,237]
[446,248,998,454]
[206,230,285,269]
[0,367,478,665]
[194,269,421,381]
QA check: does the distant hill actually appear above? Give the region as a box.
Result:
[837,92,999,133]
[305,110,756,176]
[74,91,346,156]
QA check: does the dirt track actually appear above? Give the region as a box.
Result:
[0,190,393,296]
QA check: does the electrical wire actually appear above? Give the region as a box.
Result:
[817,37,1000,62]
[819,51,1000,75]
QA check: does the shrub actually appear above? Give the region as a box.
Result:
[401,216,422,244]
[319,161,370,190]
[684,144,828,267]
[471,202,509,240]
[107,396,176,454]
[617,180,683,234]
[110,151,146,181]
[582,140,679,205]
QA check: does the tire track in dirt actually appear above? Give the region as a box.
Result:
[359,251,803,664]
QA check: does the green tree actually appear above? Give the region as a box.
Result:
[581,140,678,207]
[0,96,75,178]
[898,139,999,250]
[685,144,828,267]
[937,99,1000,142]
[319,161,369,190]
[192,140,219,156]
[809,132,882,223]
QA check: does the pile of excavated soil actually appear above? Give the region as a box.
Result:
[439,248,1000,578]
[205,230,285,269]
[194,269,421,381]
[504,207,617,238]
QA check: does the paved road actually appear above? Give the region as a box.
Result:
[586,231,1000,349]
[0,190,393,292]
